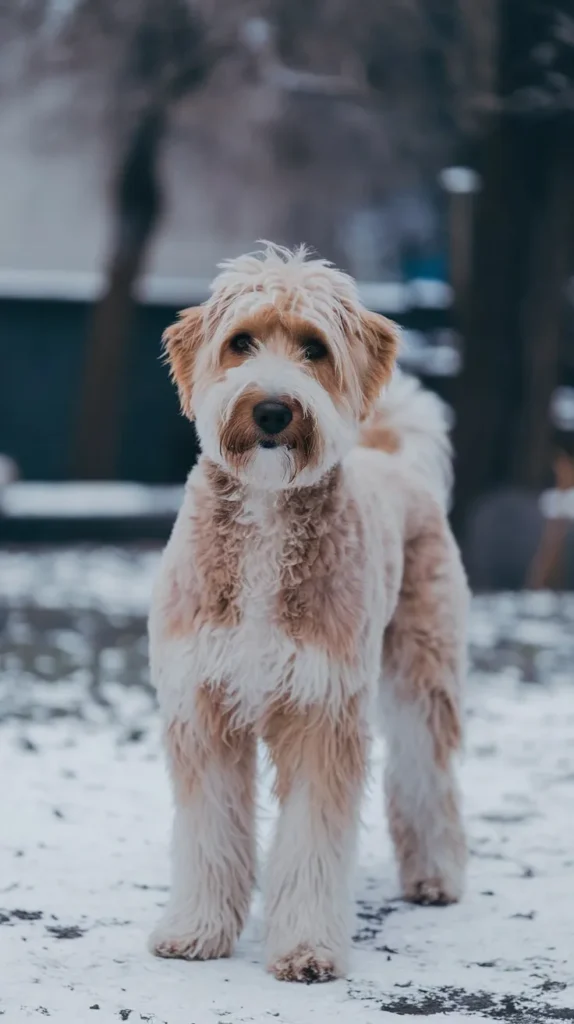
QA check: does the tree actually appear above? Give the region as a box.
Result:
[452,1,574,540]
[2,0,217,478]
[4,0,376,478]
[68,1,212,479]
[267,0,494,267]
[4,0,494,479]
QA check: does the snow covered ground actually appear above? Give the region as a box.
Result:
[2,549,574,1023]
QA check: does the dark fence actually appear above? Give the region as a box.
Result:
[0,273,455,541]
[0,295,197,484]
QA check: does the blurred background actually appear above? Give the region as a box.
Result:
[1,0,574,590]
[4,11,574,1017]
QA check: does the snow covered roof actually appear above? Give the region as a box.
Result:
[0,269,453,315]
[0,483,183,519]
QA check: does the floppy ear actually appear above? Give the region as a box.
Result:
[163,306,205,420]
[359,311,399,418]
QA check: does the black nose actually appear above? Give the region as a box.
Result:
[252,400,293,435]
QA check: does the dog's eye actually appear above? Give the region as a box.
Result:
[230,332,254,354]
[302,338,328,361]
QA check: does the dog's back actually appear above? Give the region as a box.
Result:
[359,370,452,511]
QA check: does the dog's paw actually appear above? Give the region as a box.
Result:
[149,917,233,961]
[269,943,342,983]
[404,878,461,906]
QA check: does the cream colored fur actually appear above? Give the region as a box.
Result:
[148,244,469,983]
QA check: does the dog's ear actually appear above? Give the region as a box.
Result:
[359,311,399,419]
[163,306,205,420]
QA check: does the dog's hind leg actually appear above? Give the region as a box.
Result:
[381,511,468,905]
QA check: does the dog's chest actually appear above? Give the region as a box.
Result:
[184,484,373,716]
[238,495,285,627]
[236,487,366,653]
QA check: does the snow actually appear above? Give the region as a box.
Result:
[540,488,574,520]
[0,269,211,307]
[550,386,574,431]
[405,278,453,310]
[2,550,574,1023]
[0,455,18,489]
[398,330,461,379]
[0,484,183,519]
[439,167,481,195]
[0,269,448,317]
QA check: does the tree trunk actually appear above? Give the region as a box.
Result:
[451,0,574,541]
[451,116,527,539]
[71,106,165,480]
[518,124,574,490]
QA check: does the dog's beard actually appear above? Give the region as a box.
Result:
[194,353,358,489]
[218,392,321,487]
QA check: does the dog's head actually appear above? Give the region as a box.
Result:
[164,243,398,489]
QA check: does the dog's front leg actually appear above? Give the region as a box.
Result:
[262,696,368,982]
[149,687,256,961]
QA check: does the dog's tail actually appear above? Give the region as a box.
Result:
[359,369,452,510]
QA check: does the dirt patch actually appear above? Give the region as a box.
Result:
[371,986,574,1021]
[3,909,43,922]
[352,900,398,945]
[46,924,85,939]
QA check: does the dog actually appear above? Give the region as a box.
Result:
[148,243,468,982]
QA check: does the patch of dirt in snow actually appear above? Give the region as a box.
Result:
[360,987,574,1021]
[2,549,574,1022]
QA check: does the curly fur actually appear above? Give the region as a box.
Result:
[149,243,468,983]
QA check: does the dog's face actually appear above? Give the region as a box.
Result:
[165,244,398,489]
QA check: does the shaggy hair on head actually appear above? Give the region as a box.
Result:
[149,243,468,983]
